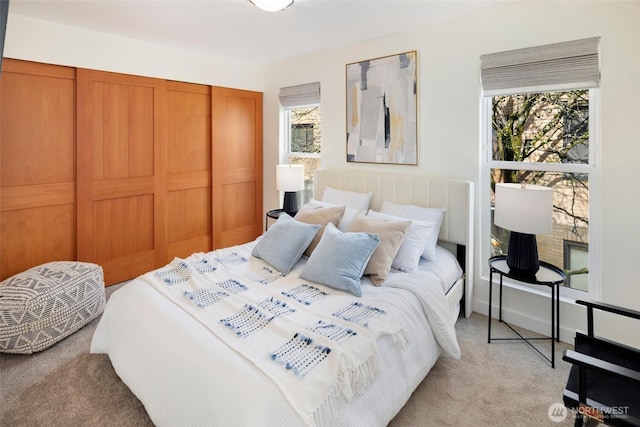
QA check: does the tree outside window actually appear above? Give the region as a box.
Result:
[285,106,321,204]
[490,90,590,291]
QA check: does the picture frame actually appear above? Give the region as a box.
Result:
[346,51,418,165]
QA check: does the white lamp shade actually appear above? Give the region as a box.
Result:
[249,0,294,12]
[276,164,305,192]
[494,183,553,235]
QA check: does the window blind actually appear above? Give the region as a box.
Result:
[480,37,600,94]
[279,82,321,108]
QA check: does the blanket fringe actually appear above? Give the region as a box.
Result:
[309,352,379,427]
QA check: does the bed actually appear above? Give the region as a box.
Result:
[90,168,474,427]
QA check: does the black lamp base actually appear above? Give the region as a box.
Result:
[282,191,298,216]
[506,231,540,277]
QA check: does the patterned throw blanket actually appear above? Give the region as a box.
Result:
[142,248,407,427]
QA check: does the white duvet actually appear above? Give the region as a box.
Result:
[91,240,461,427]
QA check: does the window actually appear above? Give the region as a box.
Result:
[292,123,314,150]
[481,38,599,297]
[279,83,321,204]
[564,240,588,291]
[283,106,321,203]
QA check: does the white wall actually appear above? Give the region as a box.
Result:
[264,1,640,346]
[4,14,264,91]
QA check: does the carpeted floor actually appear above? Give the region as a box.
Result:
[1,285,578,427]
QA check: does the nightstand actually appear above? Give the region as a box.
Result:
[488,255,566,368]
[265,209,286,230]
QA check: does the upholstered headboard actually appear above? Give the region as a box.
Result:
[314,168,474,317]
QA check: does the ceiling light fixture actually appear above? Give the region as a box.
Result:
[248,0,294,12]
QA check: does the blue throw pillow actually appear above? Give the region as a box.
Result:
[252,213,320,274]
[300,223,379,297]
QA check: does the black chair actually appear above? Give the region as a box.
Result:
[563,300,640,427]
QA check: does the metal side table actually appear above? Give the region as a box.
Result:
[488,255,566,368]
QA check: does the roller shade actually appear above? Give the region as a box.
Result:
[480,37,600,94]
[279,82,321,108]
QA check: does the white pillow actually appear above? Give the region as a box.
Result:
[366,210,434,272]
[380,200,446,261]
[309,199,359,231]
[321,187,373,212]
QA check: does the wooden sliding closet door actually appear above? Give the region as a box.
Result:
[76,69,167,285]
[166,81,212,259]
[212,87,263,248]
[0,59,76,280]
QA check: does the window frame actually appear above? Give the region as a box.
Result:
[281,106,322,160]
[480,88,601,301]
[290,123,315,157]
[280,104,322,206]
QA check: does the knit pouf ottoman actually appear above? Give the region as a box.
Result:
[0,261,105,354]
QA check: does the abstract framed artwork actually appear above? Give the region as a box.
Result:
[346,51,418,165]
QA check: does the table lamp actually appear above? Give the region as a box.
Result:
[494,183,553,277]
[276,164,304,216]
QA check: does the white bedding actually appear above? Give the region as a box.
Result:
[427,246,465,294]
[91,240,462,427]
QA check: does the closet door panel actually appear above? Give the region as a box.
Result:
[0,61,74,187]
[220,179,258,230]
[92,195,155,260]
[0,59,76,280]
[166,81,212,260]
[0,205,75,279]
[89,82,155,179]
[167,187,211,254]
[77,69,167,285]
[212,87,263,248]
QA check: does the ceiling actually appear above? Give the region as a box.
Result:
[8,0,496,65]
